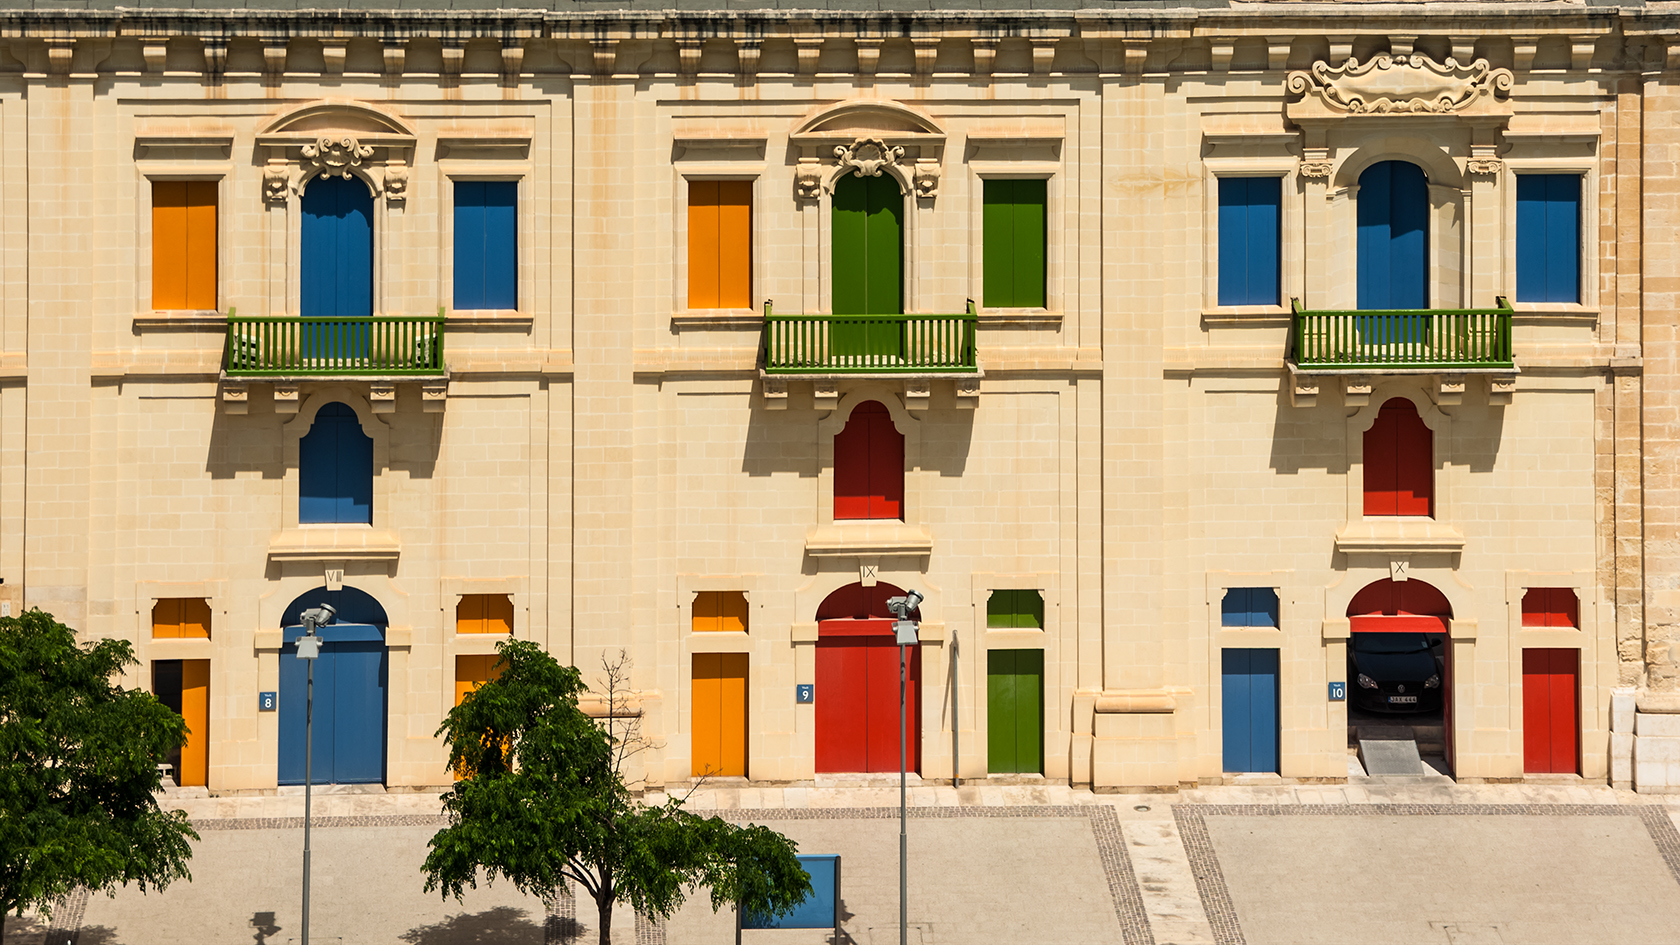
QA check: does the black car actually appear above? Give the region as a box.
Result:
[1348,632,1443,714]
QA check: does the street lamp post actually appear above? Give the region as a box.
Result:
[294,603,336,945]
[886,590,923,945]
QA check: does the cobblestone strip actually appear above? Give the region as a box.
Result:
[1637,806,1680,889]
[190,814,448,830]
[546,881,580,945]
[1171,807,1245,945]
[1122,819,1217,945]
[634,909,668,945]
[716,804,1154,945]
[43,887,89,945]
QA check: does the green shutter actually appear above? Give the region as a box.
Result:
[832,174,902,316]
[987,648,1044,774]
[983,179,1047,309]
[986,589,1044,629]
[832,176,869,315]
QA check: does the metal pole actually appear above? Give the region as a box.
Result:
[899,641,907,945]
[302,625,314,945]
[951,637,959,789]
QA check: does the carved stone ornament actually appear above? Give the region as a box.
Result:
[794,159,823,201]
[1286,55,1514,116]
[834,137,905,180]
[1466,158,1503,176]
[301,135,375,184]
[262,162,290,203]
[913,160,941,198]
[383,164,410,201]
[1299,160,1333,179]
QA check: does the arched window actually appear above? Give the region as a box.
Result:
[301,176,374,318]
[299,402,373,524]
[834,401,903,521]
[832,174,902,316]
[1357,161,1429,310]
[1363,398,1432,517]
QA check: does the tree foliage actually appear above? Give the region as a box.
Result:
[0,609,199,944]
[422,640,812,945]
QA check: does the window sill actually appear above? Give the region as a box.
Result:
[976,308,1062,329]
[805,521,933,557]
[1334,519,1465,554]
[672,309,761,330]
[1202,305,1291,322]
[134,310,224,329]
[268,527,401,564]
[1509,302,1599,319]
[445,309,533,328]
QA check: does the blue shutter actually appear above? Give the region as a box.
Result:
[482,181,518,309]
[301,177,374,319]
[454,181,486,310]
[1218,178,1281,306]
[336,407,373,525]
[279,635,337,784]
[1251,588,1280,628]
[1221,588,1251,627]
[1517,174,1582,304]
[331,638,388,783]
[299,403,372,525]
[1358,161,1429,310]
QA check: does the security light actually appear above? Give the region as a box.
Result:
[300,603,337,626]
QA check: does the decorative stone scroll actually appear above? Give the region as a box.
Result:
[834,137,905,180]
[794,158,823,201]
[301,135,375,185]
[1466,158,1503,176]
[1299,160,1333,179]
[1287,55,1514,118]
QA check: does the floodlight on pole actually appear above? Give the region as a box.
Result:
[884,590,922,945]
[296,602,335,945]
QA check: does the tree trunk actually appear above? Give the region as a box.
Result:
[596,893,613,945]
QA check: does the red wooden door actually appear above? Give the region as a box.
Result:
[1523,648,1579,774]
[815,620,920,773]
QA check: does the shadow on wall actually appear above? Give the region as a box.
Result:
[399,905,554,944]
[1266,384,1506,475]
[740,382,977,478]
[203,395,443,481]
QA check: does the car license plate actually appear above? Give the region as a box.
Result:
[1388,695,1418,704]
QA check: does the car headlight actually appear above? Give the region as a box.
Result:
[1357,673,1379,689]
[1424,674,1441,689]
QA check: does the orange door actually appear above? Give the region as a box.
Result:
[692,653,748,777]
[178,660,210,787]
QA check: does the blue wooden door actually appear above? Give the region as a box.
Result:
[279,623,387,785]
[301,176,374,318]
[1357,161,1429,310]
[1221,648,1279,773]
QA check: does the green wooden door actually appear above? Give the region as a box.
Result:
[987,648,1044,774]
[832,174,904,361]
[982,179,1047,309]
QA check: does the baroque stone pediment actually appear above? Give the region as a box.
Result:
[1287,55,1513,121]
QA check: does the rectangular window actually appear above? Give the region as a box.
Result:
[1522,588,1580,629]
[454,181,518,310]
[457,594,514,634]
[986,589,1045,629]
[152,598,212,639]
[153,658,210,787]
[1516,174,1581,304]
[1220,588,1279,628]
[152,181,217,311]
[692,591,749,633]
[982,179,1047,309]
[1217,177,1281,306]
[688,180,752,309]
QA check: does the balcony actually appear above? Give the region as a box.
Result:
[1290,298,1514,372]
[762,302,978,375]
[225,314,445,377]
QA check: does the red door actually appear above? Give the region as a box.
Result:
[815,620,920,773]
[1522,648,1579,774]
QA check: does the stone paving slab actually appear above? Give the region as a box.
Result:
[1176,805,1680,945]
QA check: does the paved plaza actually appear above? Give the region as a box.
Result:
[9,777,1680,945]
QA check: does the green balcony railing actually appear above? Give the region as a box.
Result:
[763,301,979,374]
[1291,298,1514,371]
[225,314,446,377]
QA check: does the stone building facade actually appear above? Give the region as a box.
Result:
[2,2,1677,791]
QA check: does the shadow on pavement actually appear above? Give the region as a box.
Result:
[398,906,551,944]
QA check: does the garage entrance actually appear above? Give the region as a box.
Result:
[814,582,920,774]
[1347,579,1452,776]
[278,586,389,785]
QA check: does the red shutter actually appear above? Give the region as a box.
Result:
[868,407,904,519]
[834,404,875,520]
[1363,402,1401,515]
[1394,401,1433,515]
[1522,588,1580,628]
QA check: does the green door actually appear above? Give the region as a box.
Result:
[832,174,904,362]
[987,648,1044,774]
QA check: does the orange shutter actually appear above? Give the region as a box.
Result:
[457,595,484,634]
[178,660,210,787]
[184,182,217,310]
[717,591,749,633]
[688,181,721,308]
[152,598,181,639]
[692,591,718,632]
[716,181,752,309]
[179,598,212,639]
[484,595,514,634]
[152,183,188,310]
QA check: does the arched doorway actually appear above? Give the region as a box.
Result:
[815,582,920,774]
[278,585,388,785]
[1347,578,1453,773]
[1357,160,1429,311]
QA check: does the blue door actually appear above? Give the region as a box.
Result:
[298,402,373,525]
[279,623,387,785]
[301,175,375,318]
[1357,161,1429,311]
[1222,648,1279,773]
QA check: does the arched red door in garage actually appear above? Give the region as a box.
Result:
[815,582,920,774]
[1347,578,1454,772]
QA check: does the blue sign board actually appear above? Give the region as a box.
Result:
[744,854,839,930]
[258,691,278,712]
[1328,681,1347,702]
[796,684,814,704]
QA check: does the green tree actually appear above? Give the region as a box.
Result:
[0,609,199,945]
[423,640,813,945]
